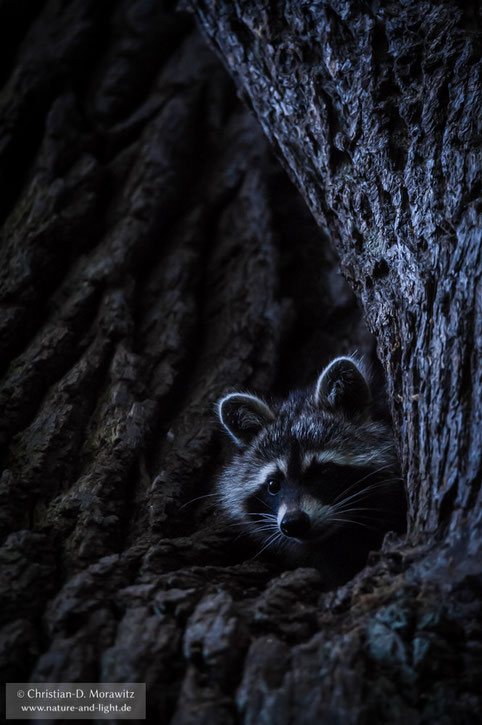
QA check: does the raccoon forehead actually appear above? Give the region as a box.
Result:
[301,445,395,470]
[251,414,394,469]
[255,417,340,455]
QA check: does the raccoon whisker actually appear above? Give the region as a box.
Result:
[276,536,293,552]
[356,462,398,481]
[223,513,277,528]
[224,521,262,529]
[330,517,376,531]
[350,477,404,492]
[232,529,254,543]
[329,503,404,529]
[246,515,278,527]
[332,478,402,509]
[332,490,401,513]
[331,464,394,504]
[178,493,220,510]
[332,464,395,504]
[230,524,279,540]
[226,521,277,534]
[247,521,279,531]
[250,531,283,560]
[224,521,278,534]
[335,510,393,524]
[225,519,279,537]
[346,480,405,505]
[332,505,380,515]
[216,356,406,570]
[252,519,278,526]
[253,495,270,508]
[255,527,280,535]
[335,497,402,514]
[272,531,285,548]
[254,521,279,528]
[331,487,380,511]
[335,465,401,505]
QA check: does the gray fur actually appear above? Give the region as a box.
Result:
[216,356,406,578]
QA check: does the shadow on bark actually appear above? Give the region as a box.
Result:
[0,1,480,723]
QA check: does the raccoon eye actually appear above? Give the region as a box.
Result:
[267,479,281,495]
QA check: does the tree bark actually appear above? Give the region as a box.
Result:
[184,0,482,537]
[0,1,480,723]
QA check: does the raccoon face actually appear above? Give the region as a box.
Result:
[217,357,404,563]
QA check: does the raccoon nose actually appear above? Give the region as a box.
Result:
[280,511,310,539]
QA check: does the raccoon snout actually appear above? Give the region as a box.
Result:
[280,511,311,539]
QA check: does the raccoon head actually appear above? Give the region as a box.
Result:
[217,357,404,564]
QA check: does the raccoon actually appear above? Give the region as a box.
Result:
[216,357,406,583]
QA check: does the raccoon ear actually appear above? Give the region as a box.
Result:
[218,393,275,446]
[314,357,371,415]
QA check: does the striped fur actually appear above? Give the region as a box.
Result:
[216,357,406,574]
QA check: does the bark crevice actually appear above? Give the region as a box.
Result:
[0,1,480,722]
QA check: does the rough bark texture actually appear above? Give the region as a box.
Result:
[0,1,480,723]
[185,0,482,537]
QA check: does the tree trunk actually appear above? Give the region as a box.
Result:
[1,1,480,723]
[184,0,482,536]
